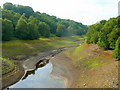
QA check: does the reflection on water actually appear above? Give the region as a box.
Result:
[22,59,49,80]
[9,59,65,88]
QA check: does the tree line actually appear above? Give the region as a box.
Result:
[86,16,120,59]
[2,2,88,41]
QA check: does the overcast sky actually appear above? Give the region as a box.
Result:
[0,0,119,25]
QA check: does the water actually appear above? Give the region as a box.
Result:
[9,60,65,88]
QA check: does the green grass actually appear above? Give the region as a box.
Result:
[64,43,107,69]
[72,44,86,57]
[72,44,87,61]
[75,56,106,70]
[83,56,105,69]
[2,36,85,60]
[64,44,87,62]
[0,57,15,75]
[71,35,86,43]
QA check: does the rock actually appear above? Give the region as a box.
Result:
[83,83,87,86]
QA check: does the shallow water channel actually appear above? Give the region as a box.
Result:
[9,59,65,88]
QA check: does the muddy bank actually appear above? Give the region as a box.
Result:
[23,47,65,70]
[22,46,77,71]
[50,52,79,88]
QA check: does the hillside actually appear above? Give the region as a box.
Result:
[2,2,88,41]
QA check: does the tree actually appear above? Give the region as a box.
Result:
[56,23,67,37]
[2,19,14,41]
[2,9,14,21]
[2,2,88,41]
[113,37,120,60]
[38,22,50,37]
[28,16,39,25]
[76,27,85,36]
[98,32,110,50]
[108,28,120,49]
[13,13,21,28]
[3,3,14,10]
[48,21,57,34]
[67,25,75,35]
[28,16,36,22]
[27,17,40,40]
[86,17,119,50]
[102,18,117,35]
[86,24,99,44]
[3,3,34,18]
[91,32,99,44]
[100,20,106,25]
[15,15,28,39]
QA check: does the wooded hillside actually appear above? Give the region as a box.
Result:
[2,2,88,41]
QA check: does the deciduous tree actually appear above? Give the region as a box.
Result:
[2,19,14,41]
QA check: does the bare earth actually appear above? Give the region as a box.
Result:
[50,44,118,88]
[50,53,79,87]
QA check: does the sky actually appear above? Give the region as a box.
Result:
[0,0,119,25]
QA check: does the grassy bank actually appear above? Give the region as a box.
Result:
[64,43,113,69]
[2,36,85,60]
